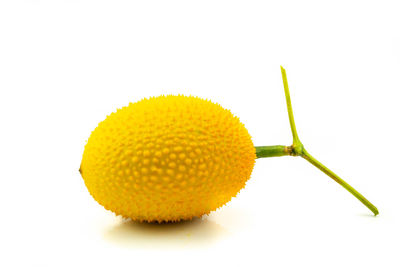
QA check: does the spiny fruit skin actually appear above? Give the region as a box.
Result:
[80,95,255,223]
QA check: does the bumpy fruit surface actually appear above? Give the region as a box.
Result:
[80,95,255,222]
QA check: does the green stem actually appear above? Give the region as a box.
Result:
[255,66,379,216]
[301,149,379,215]
[255,145,291,158]
[281,66,301,146]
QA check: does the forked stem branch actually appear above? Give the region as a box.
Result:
[281,66,301,147]
[301,148,379,215]
[255,66,379,216]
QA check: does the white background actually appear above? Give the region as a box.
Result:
[1,0,399,266]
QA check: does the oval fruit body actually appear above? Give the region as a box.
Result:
[80,95,255,222]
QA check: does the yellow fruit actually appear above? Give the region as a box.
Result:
[80,95,255,222]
